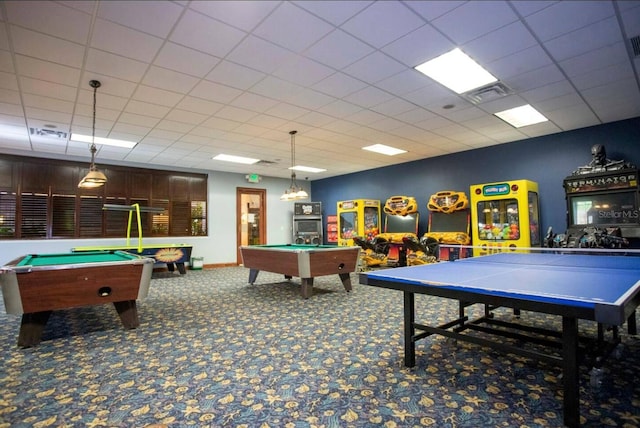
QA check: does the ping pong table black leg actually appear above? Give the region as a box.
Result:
[404,291,416,367]
[562,316,580,428]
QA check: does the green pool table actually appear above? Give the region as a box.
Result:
[72,243,193,274]
[0,250,154,347]
[239,244,361,298]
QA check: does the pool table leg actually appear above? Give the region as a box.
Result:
[18,311,52,348]
[339,273,352,292]
[113,300,140,329]
[248,269,260,284]
[301,278,314,299]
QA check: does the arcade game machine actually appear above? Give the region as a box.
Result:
[337,199,380,247]
[470,180,541,256]
[423,190,472,261]
[558,144,638,248]
[377,196,421,267]
[293,202,322,244]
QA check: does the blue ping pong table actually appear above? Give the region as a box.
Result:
[359,252,640,428]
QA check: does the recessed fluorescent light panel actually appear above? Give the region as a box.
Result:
[494,105,549,128]
[213,154,260,164]
[414,48,498,94]
[70,133,137,148]
[290,165,327,173]
[362,144,407,156]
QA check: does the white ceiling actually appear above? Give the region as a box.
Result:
[0,1,639,180]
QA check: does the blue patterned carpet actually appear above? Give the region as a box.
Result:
[1,267,639,427]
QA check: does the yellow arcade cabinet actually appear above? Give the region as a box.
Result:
[337,199,380,247]
[423,190,471,260]
[377,196,420,266]
[470,179,541,256]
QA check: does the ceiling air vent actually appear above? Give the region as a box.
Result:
[630,35,640,57]
[463,81,512,104]
[29,127,68,139]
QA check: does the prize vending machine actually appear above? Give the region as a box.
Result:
[336,199,380,247]
[470,180,541,256]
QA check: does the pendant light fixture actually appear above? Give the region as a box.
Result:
[78,79,107,189]
[280,130,309,201]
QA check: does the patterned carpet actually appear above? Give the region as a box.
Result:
[0,267,639,428]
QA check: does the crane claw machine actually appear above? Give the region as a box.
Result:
[337,199,380,247]
[470,180,541,256]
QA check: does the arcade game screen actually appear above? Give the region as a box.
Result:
[569,192,638,226]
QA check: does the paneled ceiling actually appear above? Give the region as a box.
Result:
[1,1,639,180]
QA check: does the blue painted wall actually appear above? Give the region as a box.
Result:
[311,117,640,241]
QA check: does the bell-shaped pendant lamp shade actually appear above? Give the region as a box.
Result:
[78,80,107,189]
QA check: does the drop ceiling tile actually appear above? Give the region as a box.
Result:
[91,19,163,63]
[111,122,151,137]
[343,86,394,108]
[558,42,629,77]
[344,108,386,126]
[170,9,247,58]
[22,93,74,113]
[488,45,553,80]
[154,119,194,134]
[19,77,76,102]
[341,1,425,48]
[226,35,296,74]
[375,69,430,97]
[133,85,184,107]
[264,102,310,120]
[370,97,416,116]
[431,1,518,45]
[294,1,372,26]
[24,106,72,124]
[620,3,640,35]
[154,42,220,78]
[215,106,259,123]
[142,66,200,94]
[230,92,279,113]
[15,55,80,86]
[4,1,91,44]
[190,80,243,104]
[316,100,363,118]
[249,76,302,100]
[254,2,334,52]
[85,49,148,82]
[124,100,171,118]
[10,26,85,69]
[342,51,406,84]
[304,29,374,70]
[97,0,184,38]
[0,24,9,51]
[206,60,266,90]
[272,56,334,87]
[519,80,576,103]
[312,72,367,98]
[176,96,223,115]
[543,16,622,62]
[507,64,566,92]
[381,23,451,67]
[524,1,615,42]
[119,112,162,128]
[189,0,278,32]
[463,21,538,65]
[0,50,15,74]
[0,88,20,104]
[570,62,635,91]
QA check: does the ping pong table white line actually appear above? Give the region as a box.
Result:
[439,244,640,254]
